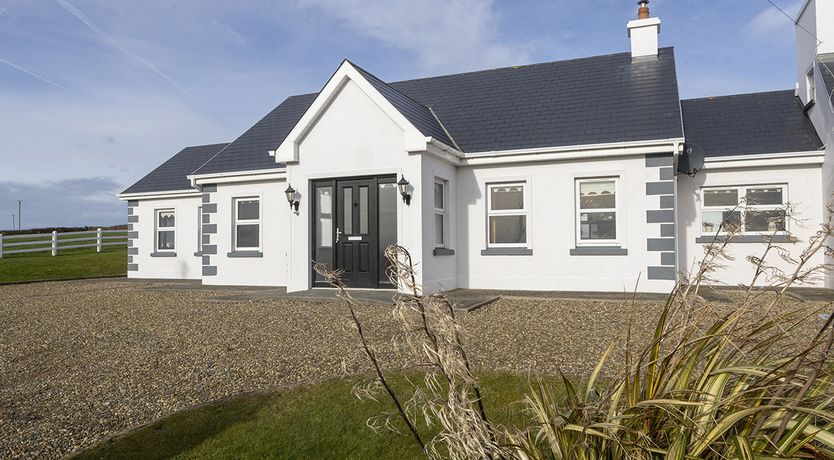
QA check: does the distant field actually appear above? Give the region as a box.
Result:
[0,246,127,283]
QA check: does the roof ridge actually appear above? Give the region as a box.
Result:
[682,89,796,102]
[388,47,675,86]
[348,60,436,113]
[191,142,234,176]
[183,142,230,150]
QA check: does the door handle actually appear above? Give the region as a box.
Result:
[336,227,342,243]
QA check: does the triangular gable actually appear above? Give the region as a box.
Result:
[273,60,457,164]
[350,62,457,149]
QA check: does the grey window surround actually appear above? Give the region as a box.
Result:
[433,247,455,256]
[193,252,202,257]
[695,234,796,244]
[481,247,533,256]
[150,252,176,257]
[227,250,264,258]
[570,246,628,256]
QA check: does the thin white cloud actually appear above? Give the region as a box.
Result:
[746,0,803,41]
[296,0,532,74]
[0,56,64,89]
[52,0,225,120]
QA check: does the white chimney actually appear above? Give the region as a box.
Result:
[628,0,660,58]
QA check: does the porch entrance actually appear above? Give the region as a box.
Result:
[311,175,398,289]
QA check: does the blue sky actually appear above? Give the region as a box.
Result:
[0,0,806,229]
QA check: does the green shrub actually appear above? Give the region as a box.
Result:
[318,210,834,459]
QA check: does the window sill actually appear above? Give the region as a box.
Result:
[150,252,176,257]
[481,247,533,256]
[570,246,628,256]
[433,247,455,256]
[695,234,795,244]
[227,251,263,258]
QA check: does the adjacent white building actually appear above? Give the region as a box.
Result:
[119,2,833,293]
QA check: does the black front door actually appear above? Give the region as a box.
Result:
[336,178,376,288]
[311,175,397,289]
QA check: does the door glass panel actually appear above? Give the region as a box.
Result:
[343,187,353,234]
[359,186,369,234]
[378,183,397,284]
[314,186,334,281]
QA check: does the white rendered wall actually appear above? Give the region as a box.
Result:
[677,164,825,287]
[203,179,290,286]
[455,154,676,293]
[285,78,423,292]
[130,196,202,279]
[421,154,459,292]
[796,0,834,287]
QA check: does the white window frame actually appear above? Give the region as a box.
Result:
[806,65,816,103]
[699,184,789,236]
[575,177,621,247]
[155,208,176,252]
[197,205,203,253]
[486,181,529,249]
[434,179,446,248]
[233,196,262,251]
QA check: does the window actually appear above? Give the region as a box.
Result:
[701,185,787,235]
[197,206,203,253]
[576,178,618,245]
[234,197,260,250]
[156,209,175,252]
[434,180,446,247]
[806,66,816,103]
[487,182,527,247]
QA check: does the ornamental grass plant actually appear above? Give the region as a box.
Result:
[314,206,834,459]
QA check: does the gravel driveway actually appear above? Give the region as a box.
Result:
[0,279,827,459]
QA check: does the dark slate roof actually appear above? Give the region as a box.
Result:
[351,61,456,147]
[389,47,683,152]
[193,94,317,175]
[194,48,683,176]
[681,90,823,158]
[122,143,228,194]
[818,53,834,108]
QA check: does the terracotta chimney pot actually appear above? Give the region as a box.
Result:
[637,0,650,19]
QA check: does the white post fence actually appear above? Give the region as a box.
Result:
[0,229,128,259]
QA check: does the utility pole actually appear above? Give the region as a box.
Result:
[17,200,21,231]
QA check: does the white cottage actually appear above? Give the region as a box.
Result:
[119,1,834,294]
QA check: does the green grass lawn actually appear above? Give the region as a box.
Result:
[0,245,127,283]
[70,373,552,460]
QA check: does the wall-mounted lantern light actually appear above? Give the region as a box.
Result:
[397,177,411,205]
[285,184,299,212]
